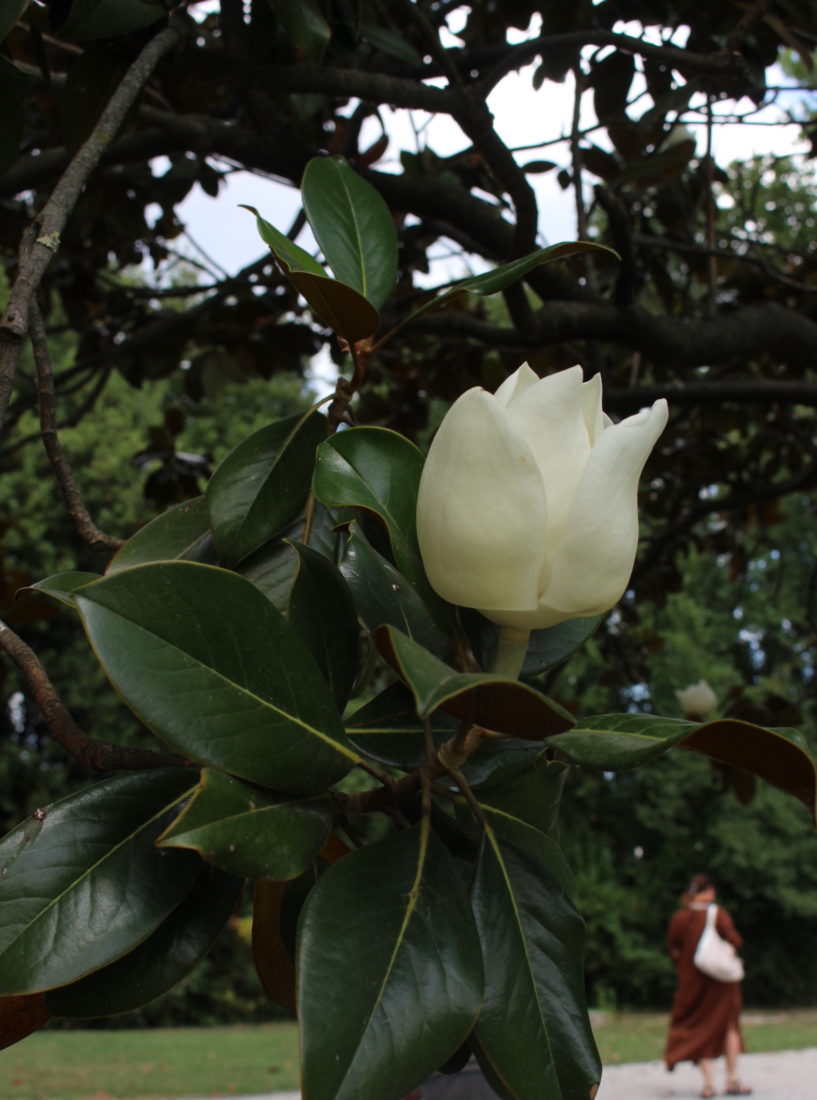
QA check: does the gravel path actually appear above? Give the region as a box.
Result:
[220,1048,817,1100]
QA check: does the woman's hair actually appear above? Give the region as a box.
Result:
[681,872,715,906]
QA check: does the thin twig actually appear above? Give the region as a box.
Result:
[0,20,183,434]
[0,619,187,773]
[30,304,124,554]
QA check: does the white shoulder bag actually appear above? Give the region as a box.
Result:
[693,904,745,983]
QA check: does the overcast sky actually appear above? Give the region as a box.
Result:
[173,16,809,284]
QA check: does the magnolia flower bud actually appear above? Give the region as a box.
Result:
[416,364,668,631]
[675,680,719,721]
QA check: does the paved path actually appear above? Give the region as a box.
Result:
[220,1048,817,1100]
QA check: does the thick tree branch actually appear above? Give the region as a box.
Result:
[471,30,752,93]
[30,304,124,554]
[0,619,187,773]
[0,21,182,434]
[412,300,817,371]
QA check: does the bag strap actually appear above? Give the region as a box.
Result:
[705,904,718,928]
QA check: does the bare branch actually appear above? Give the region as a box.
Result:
[0,21,182,433]
[30,304,124,554]
[0,619,187,773]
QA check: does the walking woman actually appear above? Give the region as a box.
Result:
[665,873,752,1097]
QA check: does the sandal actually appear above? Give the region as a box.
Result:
[700,1089,715,1098]
[725,1084,752,1096]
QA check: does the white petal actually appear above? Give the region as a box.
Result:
[501,366,590,571]
[538,399,668,616]
[416,388,547,612]
[493,363,539,408]
[580,372,605,444]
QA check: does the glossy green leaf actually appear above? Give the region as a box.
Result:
[57,0,167,40]
[549,714,817,822]
[340,522,448,654]
[27,572,99,608]
[466,612,604,678]
[285,541,359,707]
[0,2,29,46]
[345,683,459,771]
[471,827,601,1100]
[158,768,332,880]
[45,865,241,1018]
[474,764,575,894]
[242,205,325,274]
[313,427,425,584]
[302,156,398,309]
[0,770,200,996]
[298,821,483,1100]
[238,536,300,611]
[399,241,619,332]
[377,625,574,738]
[107,496,216,574]
[266,0,331,60]
[76,562,358,794]
[206,410,326,565]
[0,57,26,179]
[240,537,358,705]
[242,206,379,339]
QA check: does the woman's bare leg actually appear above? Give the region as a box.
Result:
[700,1058,715,1096]
[725,1025,744,1089]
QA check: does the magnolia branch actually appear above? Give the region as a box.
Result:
[0,619,185,773]
[30,304,124,554]
[337,723,488,816]
[0,21,182,432]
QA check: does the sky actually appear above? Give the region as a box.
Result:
[171,12,810,285]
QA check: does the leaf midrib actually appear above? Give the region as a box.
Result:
[1,786,195,979]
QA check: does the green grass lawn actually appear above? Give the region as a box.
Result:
[2,1010,816,1099]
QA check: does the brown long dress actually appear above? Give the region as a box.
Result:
[664,904,745,1068]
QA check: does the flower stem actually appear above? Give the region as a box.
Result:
[490,626,530,680]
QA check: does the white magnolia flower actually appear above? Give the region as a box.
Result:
[675,680,719,721]
[416,364,668,631]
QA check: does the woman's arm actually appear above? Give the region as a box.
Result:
[716,906,743,949]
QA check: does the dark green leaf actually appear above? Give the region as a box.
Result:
[302,157,398,309]
[76,562,357,794]
[26,572,99,608]
[339,522,448,654]
[238,535,300,611]
[59,45,129,152]
[267,0,331,61]
[241,205,326,276]
[591,51,635,123]
[313,427,425,584]
[550,714,817,823]
[474,764,575,894]
[56,0,166,40]
[45,865,241,1018]
[158,768,332,880]
[285,541,359,707]
[376,626,574,738]
[466,612,604,677]
[0,770,200,996]
[0,1,29,45]
[298,821,483,1100]
[206,410,326,565]
[0,56,28,177]
[345,683,458,771]
[471,828,601,1100]
[396,242,619,335]
[107,496,216,574]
